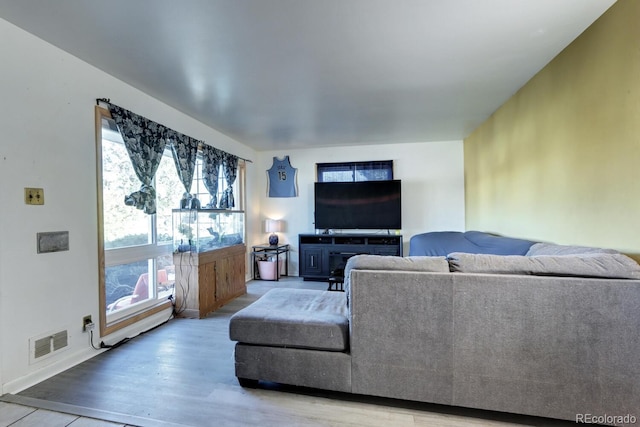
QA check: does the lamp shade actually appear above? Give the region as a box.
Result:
[266,219,283,245]
[265,219,283,233]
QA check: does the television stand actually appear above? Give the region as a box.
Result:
[298,233,403,281]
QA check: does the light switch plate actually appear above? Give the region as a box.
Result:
[25,188,44,205]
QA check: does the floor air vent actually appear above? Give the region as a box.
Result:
[30,330,68,363]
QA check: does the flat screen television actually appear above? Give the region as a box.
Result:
[314,180,402,230]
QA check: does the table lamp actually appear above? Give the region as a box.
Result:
[266,219,283,246]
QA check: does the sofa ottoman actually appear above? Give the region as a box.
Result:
[229,288,352,391]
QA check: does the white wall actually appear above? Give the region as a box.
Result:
[0,17,255,394]
[254,141,465,275]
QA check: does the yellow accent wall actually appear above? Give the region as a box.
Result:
[464,0,640,253]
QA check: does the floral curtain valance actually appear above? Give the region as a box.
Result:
[169,132,199,197]
[201,145,239,209]
[219,152,239,209]
[106,101,241,213]
[109,104,168,215]
[201,145,224,208]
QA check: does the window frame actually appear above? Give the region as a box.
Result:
[316,160,394,182]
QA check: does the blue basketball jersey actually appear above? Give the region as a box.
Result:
[267,156,298,197]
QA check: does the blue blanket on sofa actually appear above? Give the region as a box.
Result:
[409,231,537,256]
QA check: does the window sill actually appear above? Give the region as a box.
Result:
[101,299,172,337]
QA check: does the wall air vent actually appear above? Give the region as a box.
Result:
[52,330,68,351]
[34,336,52,359]
[30,330,69,364]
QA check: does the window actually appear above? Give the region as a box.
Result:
[316,160,394,182]
[186,157,242,210]
[97,110,177,335]
[155,153,243,244]
[95,107,243,336]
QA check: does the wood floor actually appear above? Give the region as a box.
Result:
[2,278,576,427]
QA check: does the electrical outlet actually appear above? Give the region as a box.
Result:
[25,188,44,205]
[82,315,92,332]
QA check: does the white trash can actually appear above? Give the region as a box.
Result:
[258,259,282,280]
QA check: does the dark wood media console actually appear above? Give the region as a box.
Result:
[298,233,403,281]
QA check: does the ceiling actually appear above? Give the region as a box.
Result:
[0,0,616,151]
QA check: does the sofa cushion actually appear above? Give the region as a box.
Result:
[525,242,619,256]
[447,252,640,279]
[229,288,348,351]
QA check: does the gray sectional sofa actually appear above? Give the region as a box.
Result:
[229,232,640,425]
